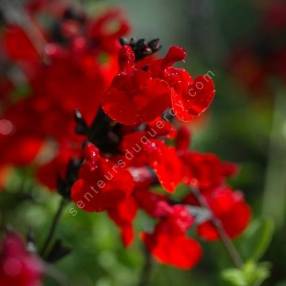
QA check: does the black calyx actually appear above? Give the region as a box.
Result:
[45,239,72,263]
[120,37,161,60]
[57,158,82,199]
[74,109,123,155]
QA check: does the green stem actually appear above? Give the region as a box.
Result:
[262,88,286,227]
[138,246,153,286]
[40,197,67,258]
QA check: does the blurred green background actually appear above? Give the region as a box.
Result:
[1,0,286,285]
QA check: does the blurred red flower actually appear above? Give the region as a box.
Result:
[0,233,43,286]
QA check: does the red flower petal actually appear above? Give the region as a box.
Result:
[103,71,171,125]
[197,187,251,240]
[175,126,191,151]
[179,151,237,191]
[150,143,183,193]
[108,196,137,246]
[71,144,134,212]
[0,136,43,166]
[3,25,39,62]
[171,75,215,121]
[142,224,201,269]
[134,189,172,218]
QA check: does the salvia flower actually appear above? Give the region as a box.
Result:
[0,0,251,272]
[142,204,202,269]
[103,44,215,125]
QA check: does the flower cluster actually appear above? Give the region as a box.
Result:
[0,0,251,274]
[0,2,129,187]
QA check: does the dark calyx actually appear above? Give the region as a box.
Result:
[120,37,162,60]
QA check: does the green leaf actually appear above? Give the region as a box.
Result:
[222,268,245,286]
[238,218,274,262]
[221,262,271,286]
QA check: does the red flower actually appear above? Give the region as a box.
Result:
[103,44,215,125]
[196,186,251,240]
[179,151,238,191]
[3,25,40,63]
[0,7,131,174]
[31,50,105,123]
[142,205,202,269]
[128,167,154,190]
[103,61,171,125]
[175,126,191,152]
[107,196,138,246]
[88,9,130,54]
[121,132,183,192]
[0,233,43,286]
[36,140,81,190]
[0,2,251,273]
[146,117,176,139]
[134,189,172,218]
[0,135,44,166]
[142,230,202,270]
[71,143,134,212]
[148,140,183,193]
[170,74,215,121]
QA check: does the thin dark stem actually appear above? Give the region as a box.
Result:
[138,246,153,286]
[40,197,67,258]
[192,187,243,269]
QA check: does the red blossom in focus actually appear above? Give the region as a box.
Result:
[120,132,183,193]
[71,143,134,212]
[103,44,215,125]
